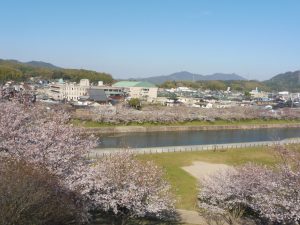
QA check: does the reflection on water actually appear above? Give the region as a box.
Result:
[98,128,300,148]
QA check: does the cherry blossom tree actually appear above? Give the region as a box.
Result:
[199,145,300,224]
[0,100,97,192]
[74,104,300,125]
[0,83,36,104]
[88,152,175,225]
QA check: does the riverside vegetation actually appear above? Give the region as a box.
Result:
[73,104,300,127]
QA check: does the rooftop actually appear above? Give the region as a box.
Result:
[87,88,108,102]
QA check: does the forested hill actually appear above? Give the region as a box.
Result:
[0,59,114,84]
[263,70,300,92]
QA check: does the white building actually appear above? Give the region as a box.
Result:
[250,87,269,99]
[112,81,158,102]
[63,79,90,101]
[48,79,90,101]
[48,79,65,100]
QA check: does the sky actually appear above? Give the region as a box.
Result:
[1,0,300,80]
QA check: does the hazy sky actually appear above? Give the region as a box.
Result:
[1,0,300,80]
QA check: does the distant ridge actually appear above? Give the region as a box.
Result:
[132,71,246,84]
[264,70,300,92]
[25,61,61,69]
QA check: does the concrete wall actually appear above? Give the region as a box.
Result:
[83,123,300,134]
[89,138,300,156]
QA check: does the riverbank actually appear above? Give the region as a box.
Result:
[90,138,300,156]
[79,120,300,134]
[138,147,279,210]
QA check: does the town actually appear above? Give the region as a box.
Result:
[2,77,300,111]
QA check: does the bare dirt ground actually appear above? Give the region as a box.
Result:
[182,161,231,181]
[177,209,207,225]
[179,161,232,225]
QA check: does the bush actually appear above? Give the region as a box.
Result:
[128,98,142,109]
[0,157,85,225]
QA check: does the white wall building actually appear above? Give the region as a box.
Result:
[112,81,158,102]
[48,79,90,101]
[63,79,90,101]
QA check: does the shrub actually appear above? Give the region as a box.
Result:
[0,157,85,225]
[128,98,141,110]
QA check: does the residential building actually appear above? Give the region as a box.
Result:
[48,79,65,100]
[250,87,269,99]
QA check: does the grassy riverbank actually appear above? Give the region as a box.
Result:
[73,118,300,128]
[138,147,278,210]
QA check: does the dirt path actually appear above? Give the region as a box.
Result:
[178,161,232,225]
[177,209,207,225]
[182,161,231,181]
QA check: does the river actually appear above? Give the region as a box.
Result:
[98,127,300,148]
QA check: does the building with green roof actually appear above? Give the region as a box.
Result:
[112,81,158,102]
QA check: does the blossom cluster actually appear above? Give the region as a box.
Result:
[199,145,300,224]
[88,152,175,220]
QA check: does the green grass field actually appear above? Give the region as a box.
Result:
[138,147,278,210]
[73,118,300,128]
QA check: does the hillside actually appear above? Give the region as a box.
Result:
[25,61,61,69]
[0,59,113,84]
[264,70,300,92]
[134,71,246,84]
[147,70,300,92]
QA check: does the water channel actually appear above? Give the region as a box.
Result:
[98,127,300,148]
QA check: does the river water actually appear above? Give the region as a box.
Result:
[98,127,300,148]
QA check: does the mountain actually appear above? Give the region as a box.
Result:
[134,71,246,84]
[25,61,61,69]
[204,73,246,81]
[0,59,113,84]
[264,70,300,92]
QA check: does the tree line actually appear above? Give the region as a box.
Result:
[159,80,271,92]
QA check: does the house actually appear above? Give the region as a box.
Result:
[112,81,158,102]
